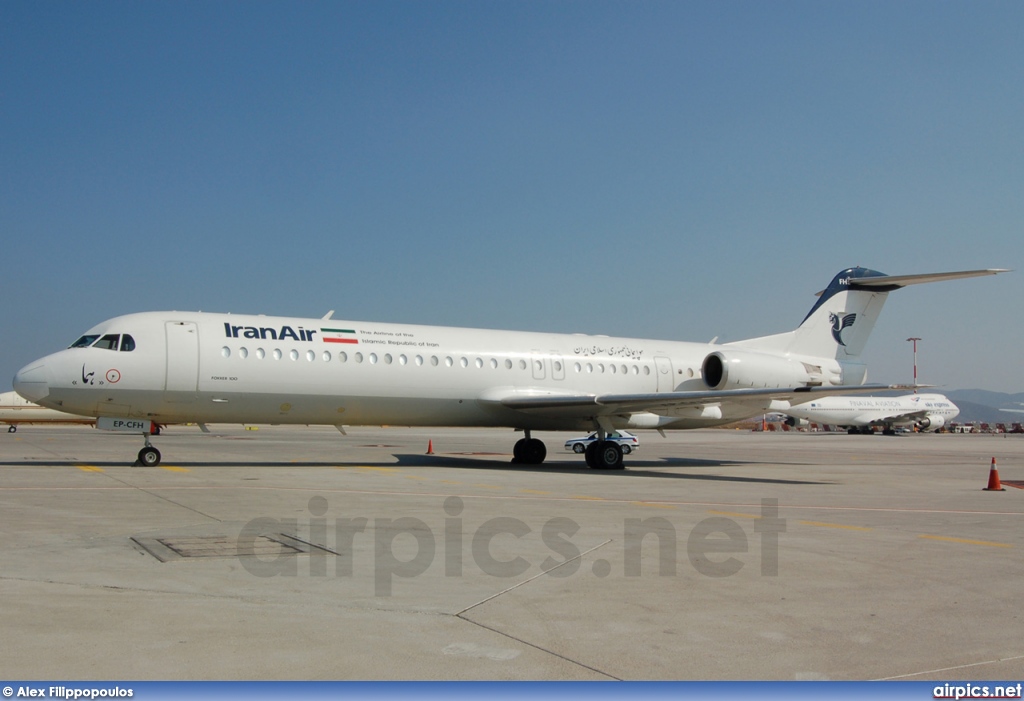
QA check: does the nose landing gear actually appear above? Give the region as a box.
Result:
[95,417,164,466]
[137,439,161,467]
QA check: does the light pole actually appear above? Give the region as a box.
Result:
[907,337,922,393]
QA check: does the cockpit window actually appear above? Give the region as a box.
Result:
[70,335,100,348]
[93,334,120,351]
[68,333,136,351]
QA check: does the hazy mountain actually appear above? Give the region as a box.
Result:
[946,389,1024,409]
[945,390,1024,425]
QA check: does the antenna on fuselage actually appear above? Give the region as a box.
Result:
[323,310,335,320]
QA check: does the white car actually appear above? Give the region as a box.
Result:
[564,431,639,454]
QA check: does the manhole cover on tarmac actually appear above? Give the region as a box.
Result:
[132,533,322,562]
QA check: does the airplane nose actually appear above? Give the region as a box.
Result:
[13,362,50,403]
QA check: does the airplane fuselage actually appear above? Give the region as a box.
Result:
[16,311,843,432]
[13,267,1007,467]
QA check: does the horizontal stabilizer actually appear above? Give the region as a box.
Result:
[815,268,1010,296]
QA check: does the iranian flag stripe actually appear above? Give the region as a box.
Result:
[321,328,358,344]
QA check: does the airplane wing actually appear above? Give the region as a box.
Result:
[864,410,929,427]
[490,384,900,419]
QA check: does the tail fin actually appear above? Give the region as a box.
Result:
[731,267,1009,362]
[789,267,892,360]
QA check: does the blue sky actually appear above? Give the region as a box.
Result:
[2,1,1021,392]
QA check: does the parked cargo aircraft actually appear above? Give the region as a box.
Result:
[13,267,1007,468]
[783,392,959,434]
[0,390,95,432]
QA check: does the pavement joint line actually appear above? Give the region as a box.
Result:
[0,483,1022,518]
[875,653,1024,680]
[799,520,873,531]
[917,534,1013,548]
[456,539,614,617]
[454,614,620,681]
[97,472,223,523]
[453,538,618,680]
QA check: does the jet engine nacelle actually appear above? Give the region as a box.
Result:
[916,414,945,432]
[784,416,809,428]
[702,350,822,391]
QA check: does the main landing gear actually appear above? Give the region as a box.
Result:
[512,429,625,470]
[584,440,624,470]
[512,431,547,465]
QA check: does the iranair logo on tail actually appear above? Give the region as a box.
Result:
[829,312,857,346]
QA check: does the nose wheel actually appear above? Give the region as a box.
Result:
[136,436,161,467]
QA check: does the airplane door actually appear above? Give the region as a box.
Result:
[165,321,199,402]
[655,357,674,393]
[530,353,547,381]
[550,354,566,381]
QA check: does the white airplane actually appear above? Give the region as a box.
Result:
[12,267,1007,469]
[0,390,95,432]
[782,392,960,434]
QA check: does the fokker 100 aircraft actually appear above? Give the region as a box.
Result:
[13,267,1007,469]
[782,392,960,434]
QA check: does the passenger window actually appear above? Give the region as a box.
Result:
[120,335,136,352]
[94,334,120,351]
[70,335,100,348]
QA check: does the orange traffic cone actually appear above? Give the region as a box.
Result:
[426,440,434,455]
[983,457,1005,491]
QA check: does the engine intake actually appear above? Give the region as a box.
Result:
[916,414,945,432]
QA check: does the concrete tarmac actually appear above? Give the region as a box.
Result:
[1,424,1022,681]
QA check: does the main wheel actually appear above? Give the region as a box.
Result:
[523,438,547,465]
[512,438,527,463]
[138,446,161,467]
[597,441,624,469]
[586,441,623,469]
[512,438,547,465]
[8,425,16,433]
